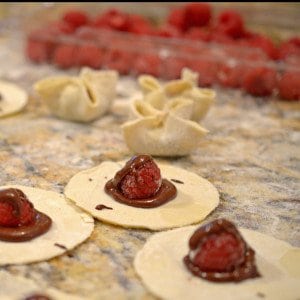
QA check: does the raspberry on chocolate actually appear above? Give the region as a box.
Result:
[104,155,177,208]
[0,188,36,227]
[184,219,260,282]
[115,155,162,199]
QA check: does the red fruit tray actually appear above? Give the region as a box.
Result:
[18,3,300,100]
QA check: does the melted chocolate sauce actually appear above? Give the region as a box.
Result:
[95,204,113,210]
[24,294,52,300]
[0,188,52,242]
[104,155,177,208]
[184,219,260,282]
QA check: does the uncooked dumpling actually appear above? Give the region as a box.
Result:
[123,68,214,156]
[34,68,118,122]
[0,80,28,118]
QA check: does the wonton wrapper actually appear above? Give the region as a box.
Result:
[134,225,300,300]
[0,185,94,265]
[123,113,208,157]
[123,69,215,157]
[34,68,118,122]
[64,161,219,230]
[0,270,82,300]
[0,80,28,118]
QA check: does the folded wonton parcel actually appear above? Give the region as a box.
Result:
[34,68,118,122]
[122,69,215,157]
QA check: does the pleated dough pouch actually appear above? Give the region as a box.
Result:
[134,224,300,300]
[0,80,28,118]
[34,68,118,122]
[137,68,216,122]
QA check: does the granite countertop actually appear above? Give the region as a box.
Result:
[0,37,299,299]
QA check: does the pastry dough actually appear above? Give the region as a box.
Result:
[0,270,82,300]
[134,225,300,300]
[34,68,118,122]
[0,80,28,118]
[123,69,215,156]
[64,161,219,230]
[0,185,94,265]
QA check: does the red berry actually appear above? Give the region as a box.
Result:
[184,3,212,28]
[104,49,133,75]
[192,232,245,272]
[248,35,278,60]
[0,189,36,227]
[120,158,162,199]
[26,40,49,63]
[278,37,300,60]
[278,71,300,101]
[218,63,244,88]
[77,43,103,69]
[26,29,57,63]
[134,54,161,77]
[53,44,78,69]
[167,8,186,32]
[50,21,76,34]
[163,56,187,80]
[242,66,277,97]
[184,27,211,42]
[189,52,220,87]
[156,25,182,38]
[63,9,89,28]
[216,10,245,39]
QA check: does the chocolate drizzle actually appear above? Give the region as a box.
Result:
[0,188,52,242]
[24,294,52,300]
[183,219,261,282]
[95,204,113,210]
[104,155,177,208]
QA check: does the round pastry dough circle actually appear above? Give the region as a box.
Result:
[0,185,94,265]
[0,80,28,118]
[134,225,300,300]
[0,270,82,300]
[64,161,219,230]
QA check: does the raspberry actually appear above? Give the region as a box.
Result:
[53,44,78,69]
[216,10,245,39]
[192,232,245,272]
[26,40,49,63]
[93,9,129,31]
[62,9,89,29]
[278,71,300,101]
[156,25,182,38]
[242,66,277,97]
[26,29,57,63]
[77,43,103,69]
[184,27,211,42]
[0,189,36,227]
[119,156,162,199]
[184,3,212,28]
[167,8,186,32]
[50,21,75,34]
[248,35,278,60]
[278,37,300,60]
[128,14,153,35]
[134,54,161,77]
[104,49,133,75]
[218,63,244,88]
[189,53,219,87]
[163,56,187,80]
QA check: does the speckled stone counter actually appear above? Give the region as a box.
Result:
[0,48,299,299]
